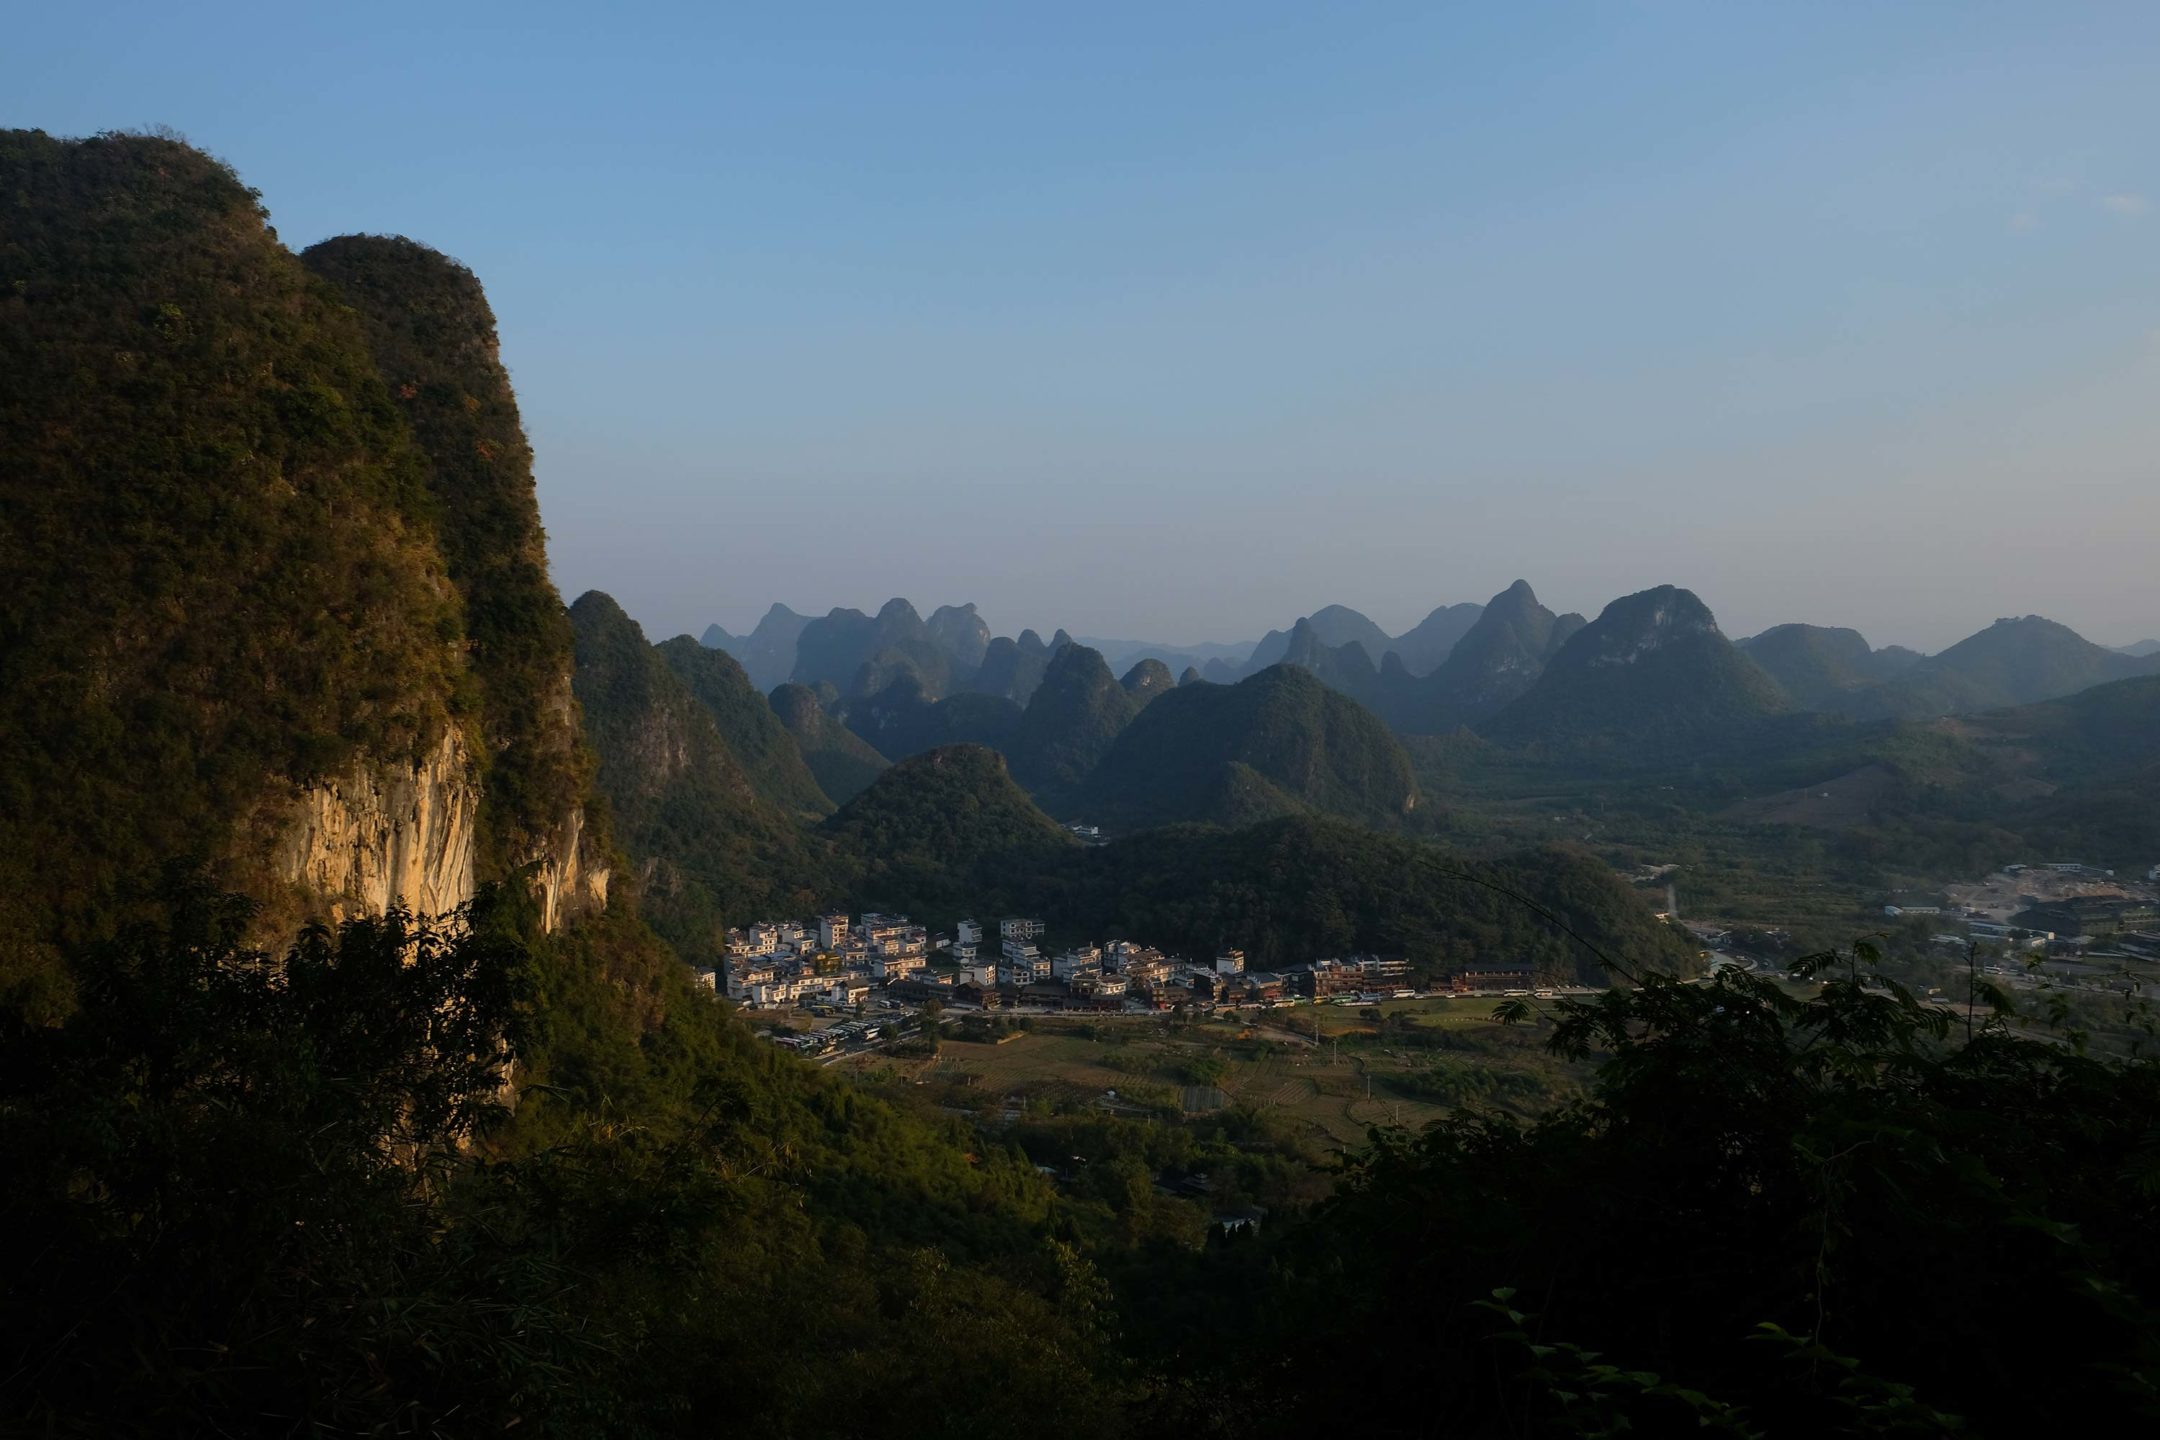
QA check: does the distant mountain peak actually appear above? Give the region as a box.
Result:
[1571,585,1721,667]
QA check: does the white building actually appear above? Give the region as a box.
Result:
[874,951,927,981]
[819,913,850,949]
[1215,949,1247,975]
[956,919,983,946]
[1000,917,1046,941]
[1052,945,1102,981]
[726,962,777,1003]
[998,948,1052,987]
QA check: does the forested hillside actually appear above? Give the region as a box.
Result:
[1080,665,1419,829]
[299,234,599,887]
[769,681,890,803]
[0,130,465,995]
[569,593,828,963]
[656,635,835,816]
[12,128,2156,1437]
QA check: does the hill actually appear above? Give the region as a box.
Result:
[0,130,506,978]
[767,682,889,804]
[2118,638,2160,658]
[705,602,810,692]
[1079,665,1419,830]
[1004,644,1137,804]
[569,592,827,962]
[1483,585,1786,754]
[299,234,604,911]
[1853,615,2160,719]
[792,597,958,698]
[654,636,834,815]
[1120,658,1176,708]
[965,629,1055,704]
[822,745,1078,917]
[1043,818,1693,984]
[926,602,992,667]
[1727,675,2160,874]
[1404,579,1573,729]
[836,674,1023,763]
[1736,623,1905,710]
[1388,600,1487,675]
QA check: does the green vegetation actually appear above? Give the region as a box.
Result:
[823,744,1081,917]
[300,233,595,881]
[792,597,961,698]
[836,672,1024,761]
[1154,959,2160,1436]
[656,635,836,815]
[568,592,830,963]
[1,880,1127,1435]
[768,679,891,803]
[1846,614,2160,720]
[1008,643,1138,805]
[0,130,461,983]
[1119,657,1176,707]
[1482,585,1788,755]
[1080,665,1419,830]
[1039,817,1694,983]
[1738,622,1912,710]
[1393,577,1576,729]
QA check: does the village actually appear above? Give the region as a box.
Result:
[702,911,1546,1050]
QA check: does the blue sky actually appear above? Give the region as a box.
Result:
[9,2,2158,649]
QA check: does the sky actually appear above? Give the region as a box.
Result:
[9,2,2159,652]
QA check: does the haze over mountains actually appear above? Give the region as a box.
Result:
[9,120,2160,1436]
[699,582,2159,754]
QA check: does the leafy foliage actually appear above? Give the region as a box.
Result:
[1160,959,2160,1436]
[300,233,597,879]
[823,744,1081,916]
[1036,817,1693,983]
[568,592,829,962]
[656,634,835,815]
[0,130,461,974]
[1,881,1130,1435]
[836,672,1024,761]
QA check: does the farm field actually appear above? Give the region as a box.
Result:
[844,998,1579,1148]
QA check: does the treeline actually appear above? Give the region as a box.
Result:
[13,892,2154,1434]
[0,881,1128,1434]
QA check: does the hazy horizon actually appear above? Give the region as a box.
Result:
[11,2,2157,653]
[677,585,2158,662]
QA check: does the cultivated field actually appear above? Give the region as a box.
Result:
[847,997,1571,1148]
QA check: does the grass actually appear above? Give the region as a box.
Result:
[849,1004,1575,1148]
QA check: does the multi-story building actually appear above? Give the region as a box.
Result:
[1214,949,1246,975]
[956,918,984,947]
[726,961,778,1003]
[1451,962,1534,994]
[819,913,850,950]
[1051,947,1102,982]
[874,951,927,981]
[998,947,1052,987]
[1000,917,1046,941]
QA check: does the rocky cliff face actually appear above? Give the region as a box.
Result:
[527,803,612,933]
[276,730,483,922]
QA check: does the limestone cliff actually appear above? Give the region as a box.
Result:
[273,719,609,931]
[275,730,482,922]
[527,801,612,932]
